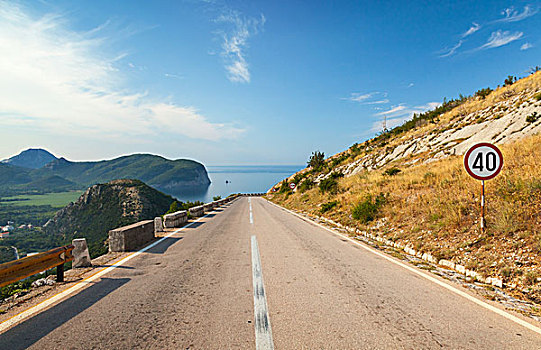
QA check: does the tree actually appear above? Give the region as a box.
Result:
[308,151,325,171]
[504,75,516,86]
[475,87,492,100]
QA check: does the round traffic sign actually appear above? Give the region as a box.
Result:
[289,183,296,189]
[464,143,503,181]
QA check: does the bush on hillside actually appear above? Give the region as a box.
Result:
[475,87,492,100]
[320,201,338,213]
[319,177,338,194]
[526,112,539,123]
[279,180,292,194]
[504,75,516,86]
[383,167,401,176]
[308,151,325,171]
[351,193,386,223]
[166,200,204,214]
[298,179,314,193]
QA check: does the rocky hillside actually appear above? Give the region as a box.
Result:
[268,71,541,307]
[44,179,175,257]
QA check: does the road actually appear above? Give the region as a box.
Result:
[1,197,540,349]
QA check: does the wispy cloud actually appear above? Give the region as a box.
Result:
[439,40,463,57]
[496,5,538,23]
[0,3,244,142]
[375,105,407,116]
[342,92,389,105]
[479,30,523,49]
[216,12,265,83]
[164,73,183,79]
[521,42,533,50]
[462,22,481,37]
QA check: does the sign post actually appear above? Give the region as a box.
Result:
[289,183,296,190]
[464,143,503,234]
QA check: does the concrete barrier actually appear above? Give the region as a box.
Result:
[189,205,204,217]
[108,220,154,252]
[203,203,214,212]
[154,217,164,233]
[72,238,92,268]
[164,210,187,228]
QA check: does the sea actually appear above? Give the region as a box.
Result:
[163,165,304,203]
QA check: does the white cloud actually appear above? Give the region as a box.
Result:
[439,40,463,57]
[496,5,538,23]
[164,73,183,79]
[0,3,244,143]
[521,42,533,50]
[342,92,389,105]
[407,83,414,88]
[479,30,523,49]
[375,105,407,116]
[343,92,377,102]
[216,12,265,83]
[462,22,481,37]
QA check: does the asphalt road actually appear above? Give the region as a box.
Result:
[1,197,540,349]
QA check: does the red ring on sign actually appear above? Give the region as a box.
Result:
[463,142,503,181]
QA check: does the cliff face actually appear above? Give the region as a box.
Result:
[44,179,175,257]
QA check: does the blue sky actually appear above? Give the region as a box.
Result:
[1,0,540,165]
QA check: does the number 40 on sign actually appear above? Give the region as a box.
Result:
[464,142,503,233]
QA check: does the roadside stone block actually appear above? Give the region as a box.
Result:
[109,220,154,252]
[72,238,92,268]
[154,217,164,232]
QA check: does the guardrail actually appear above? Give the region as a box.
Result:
[0,245,74,288]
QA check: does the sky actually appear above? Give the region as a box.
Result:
[1,0,540,165]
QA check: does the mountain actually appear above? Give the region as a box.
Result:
[268,71,541,300]
[39,154,210,190]
[2,148,58,169]
[44,179,175,257]
[0,153,211,196]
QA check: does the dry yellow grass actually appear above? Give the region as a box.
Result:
[269,133,541,303]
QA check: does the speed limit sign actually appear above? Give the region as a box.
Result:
[464,142,503,234]
[464,143,503,181]
[289,183,296,190]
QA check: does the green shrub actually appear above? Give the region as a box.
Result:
[351,193,386,223]
[475,87,492,99]
[213,196,222,201]
[330,154,349,168]
[383,167,401,176]
[298,179,314,193]
[166,200,204,214]
[279,180,292,194]
[504,75,516,86]
[319,178,338,194]
[535,92,541,101]
[526,112,539,123]
[320,201,338,213]
[308,151,325,171]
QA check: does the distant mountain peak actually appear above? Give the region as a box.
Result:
[2,148,58,169]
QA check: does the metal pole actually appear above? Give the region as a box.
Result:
[481,180,485,234]
[57,263,64,282]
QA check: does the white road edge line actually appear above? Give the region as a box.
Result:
[251,235,275,350]
[265,199,541,336]
[0,212,214,333]
[249,197,254,224]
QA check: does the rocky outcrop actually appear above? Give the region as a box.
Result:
[44,179,175,257]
